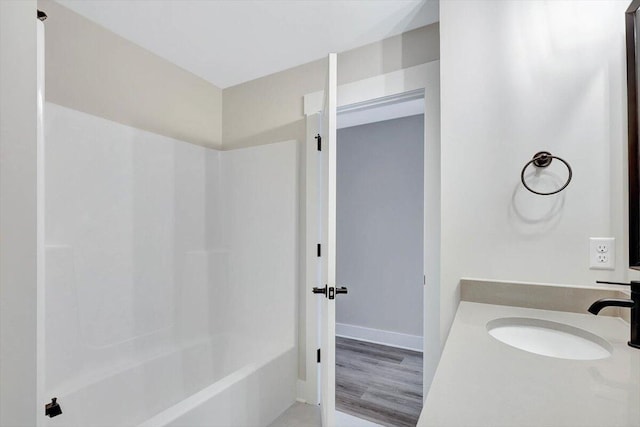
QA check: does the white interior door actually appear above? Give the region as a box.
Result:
[304,59,440,421]
[317,52,337,427]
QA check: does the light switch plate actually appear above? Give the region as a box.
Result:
[589,237,615,270]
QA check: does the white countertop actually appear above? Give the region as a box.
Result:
[418,302,640,427]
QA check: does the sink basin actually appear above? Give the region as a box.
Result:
[487,317,612,360]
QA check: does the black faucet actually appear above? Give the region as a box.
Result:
[588,281,639,349]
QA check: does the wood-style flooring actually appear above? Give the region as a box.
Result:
[335,337,423,427]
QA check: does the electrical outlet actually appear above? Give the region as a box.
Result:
[589,237,615,270]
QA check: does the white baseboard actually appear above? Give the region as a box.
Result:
[335,323,423,352]
[296,379,319,405]
[296,379,307,404]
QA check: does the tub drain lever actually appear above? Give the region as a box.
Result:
[45,397,62,418]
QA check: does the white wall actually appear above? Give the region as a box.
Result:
[440,0,628,344]
[0,1,38,425]
[336,115,424,344]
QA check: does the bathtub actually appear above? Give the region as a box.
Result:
[140,346,296,427]
[45,337,296,427]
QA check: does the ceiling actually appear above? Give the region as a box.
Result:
[54,0,438,89]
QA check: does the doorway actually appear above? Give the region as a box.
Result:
[334,96,425,427]
[300,60,441,426]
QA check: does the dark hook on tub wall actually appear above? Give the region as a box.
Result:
[45,397,62,418]
[520,151,573,196]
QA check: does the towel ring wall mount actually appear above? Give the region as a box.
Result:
[520,151,573,196]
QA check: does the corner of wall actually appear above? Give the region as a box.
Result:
[40,0,224,149]
[0,1,39,424]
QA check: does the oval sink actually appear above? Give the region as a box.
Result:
[487,317,612,360]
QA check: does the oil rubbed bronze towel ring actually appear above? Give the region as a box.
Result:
[520,151,572,196]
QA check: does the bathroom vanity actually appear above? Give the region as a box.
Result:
[418,280,640,427]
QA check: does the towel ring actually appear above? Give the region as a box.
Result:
[521,151,572,196]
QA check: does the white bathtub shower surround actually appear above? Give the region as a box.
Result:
[44,103,297,426]
[43,336,294,427]
[140,347,296,427]
[217,142,298,349]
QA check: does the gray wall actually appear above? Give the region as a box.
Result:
[0,1,38,425]
[336,115,424,337]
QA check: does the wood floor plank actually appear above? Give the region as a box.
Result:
[337,369,423,397]
[400,354,423,368]
[336,342,404,363]
[336,379,367,399]
[336,337,423,427]
[337,394,418,427]
[361,388,423,414]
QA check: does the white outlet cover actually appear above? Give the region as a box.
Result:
[589,237,615,270]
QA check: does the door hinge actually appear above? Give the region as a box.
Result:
[315,134,322,151]
[317,243,321,257]
[317,348,321,363]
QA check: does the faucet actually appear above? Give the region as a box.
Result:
[588,281,639,349]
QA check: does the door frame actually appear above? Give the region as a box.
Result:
[298,60,441,405]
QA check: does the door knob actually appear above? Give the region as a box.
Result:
[312,285,347,299]
[312,285,327,295]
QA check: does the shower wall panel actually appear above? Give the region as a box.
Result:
[45,102,220,392]
[218,142,298,352]
[43,102,297,425]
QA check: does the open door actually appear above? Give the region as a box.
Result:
[320,52,338,427]
[311,53,340,427]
